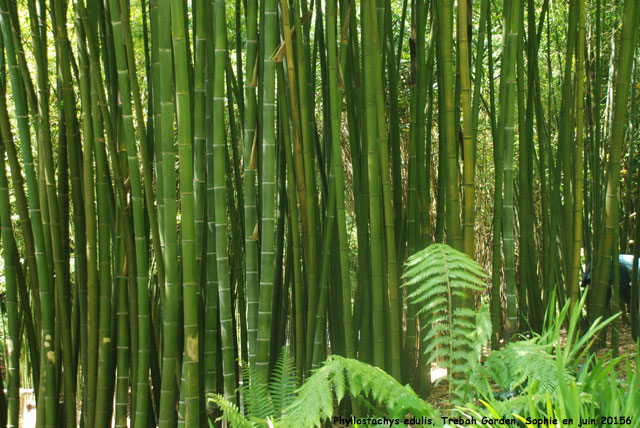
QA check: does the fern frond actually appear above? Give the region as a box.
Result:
[283,356,435,427]
[269,347,298,417]
[335,356,434,419]
[404,243,490,403]
[283,363,335,428]
[482,340,572,395]
[208,394,256,428]
[242,361,275,419]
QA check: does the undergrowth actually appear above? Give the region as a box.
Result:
[209,245,639,427]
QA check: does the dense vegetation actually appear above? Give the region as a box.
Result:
[0,0,638,426]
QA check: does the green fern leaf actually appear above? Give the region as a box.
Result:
[283,356,435,427]
[242,362,275,419]
[208,394,256,428]
[404,243,490,403]
[283,363,335,427]
[269,347,298,417]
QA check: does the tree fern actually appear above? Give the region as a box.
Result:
[403,243,490,402]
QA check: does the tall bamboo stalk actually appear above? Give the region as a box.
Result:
[156,0,179,423]
[458,0,475,259]
[256,0,278,384]
[569,0,586,305]
[435,0,462,252]
[213,0,238,402]
[592,0,640,333]
[499,0,520,336]
[0,125,20,428]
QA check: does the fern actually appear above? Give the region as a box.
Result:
[403,243,490,403]
[470,290,619,417]
[281,362,336,428]
[210,353,436,428]
[284,355,435,427]
[208,394,256,428]
[238,347,298,420]
[268,348,299,418]
[480,340,572,395]
[241,361,274,419]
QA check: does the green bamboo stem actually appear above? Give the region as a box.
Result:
[458,0,474,259]
[498,0,520,336]
[156,0,179,423]
[242,0,260,367]
[37,4,77,426]
[487,4,504,347]
[415,3,433,253]
[631,57,639,340]
[514,0,529,327]
[435,0,462,252]
[591,0,602,268]
[0,5,57,425]
[192,0,207,418]
[279,0,309,259]
[382,0,403,240]
[75,17,99,424]
[194,0,207,284]
[569,0,586,305]
[276,64,305,380]
[312,176,336,369]
[212,0,238,402]
[149,0,165,247]
[291,0,322,352]
[119,0,164,287]
[559,0,579,284]
[106,0,153,424]
[92,75,114,428]
[592,0,640,333]
[52,1,86,369]
[517,0,544,331]
[203,0,218,410]
[367,0,401,379]
[0,79,41,379]
[362,0,385,370]
[167,0,199,420]
[471,0,490,147]
[7,1,37,114]
[255,0,278,384]
[114,216,130,428]
[405,1,422,381]
[0,136,20,428]
[326,0,356,363]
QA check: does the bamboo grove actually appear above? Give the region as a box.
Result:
[0,0,638,425]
